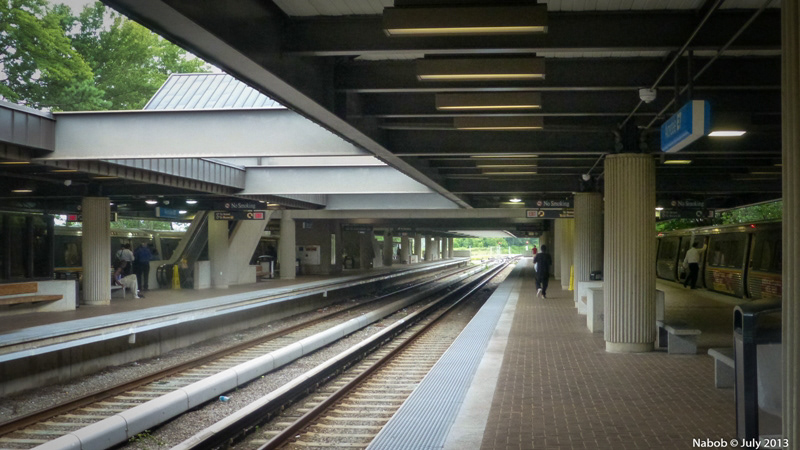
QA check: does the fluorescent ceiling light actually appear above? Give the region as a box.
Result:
[145,199,158,205]
[455,116,543,130]
[509,198,523,203]
[471,154,538,159]
[709,130,746,137]
[52,169,78,173]
[179,210,188,214]
[383,5,547,36]
[12,189,33,193]
[417,58,545,82]
[663,160,692,165]
[484,171,537,175]
[1,161,30,165]
[436,93,542,111]
[475,164,538,168]
[185,199,198,205]
[655,206,664,211]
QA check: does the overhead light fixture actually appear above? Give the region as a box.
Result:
[179,210,188,214]
[484,171,537,175]
[383,4,547,36]
[0,161,30,165]
[655,206,664,211]
[417,58,545,82]
[663,160,692,165]
[471,154,538,159]
[145,199,158,205]
[93,176,118,180]
[436,92,542,111]
[709,130,746,137]
[475,164,538,169]
[52,169,78,173]
[185,199,198,205]
[455,116,543,130]
[509,198,523,203]
[709,112,749,138]
[12,188,33,193]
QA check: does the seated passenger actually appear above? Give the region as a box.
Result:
[113,260,143,299]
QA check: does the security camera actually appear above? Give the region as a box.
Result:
[639,88,657,103]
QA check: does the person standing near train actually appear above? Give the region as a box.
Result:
[133,243,152,292]
[683,240,707,289]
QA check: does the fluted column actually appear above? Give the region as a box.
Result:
[604,154,656,353]
[279,211,296,280]
[560,219,575,290]
[573,192,603,305]
[400,235,410,263]
[414,233,422,263]
[383,230,394,267]
[553,221,563,280]
[208,214,229,288]
[81,197,111,305]
[448,238,454,258]
[783,0,800,442]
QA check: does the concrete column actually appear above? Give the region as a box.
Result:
[424,236,433,261]
[573,192,603,305]
[81,197,111,305]
[279,211,296,280]
[553,220,564,280]
[435,237,442,260]
[448,237,454,258]
[383,230,394,267]
[603,154,655,353]
[783,1,800,441]
[414,233,422,263]
[560,219,575,290]
[208,214,230,289]
[400,235,410,263]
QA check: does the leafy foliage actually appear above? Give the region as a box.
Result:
[1,0,209,111]
[719,200,782,224]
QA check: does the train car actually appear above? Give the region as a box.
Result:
[655,221,781,300]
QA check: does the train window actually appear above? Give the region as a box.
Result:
[707,233,746,269]
[657,237,679,261]
[751,233,782,273]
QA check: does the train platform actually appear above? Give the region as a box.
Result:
[0,259,467,360]
[372,258,741,449]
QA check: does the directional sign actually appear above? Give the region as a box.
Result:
[155,207,182,219]
[657,209,715,220]
[214,201,259,211]
[533,199,573,209]
[661,100,711,152]
[527,209,574,219]
[214,211,266,220]
[66,213,117,222]
[343,224,374,232]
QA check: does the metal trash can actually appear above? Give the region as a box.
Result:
[257,255,275,279]
[733,299,782,442]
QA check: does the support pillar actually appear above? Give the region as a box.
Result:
[559,219,575,290]
[604,154,656,353]
[573,192,603,305]
[81,197,111,305]
[400,235,410,263]
[448,237,454,259]
[783,0,800,441]
[424,236,433,261]
[414,233,422,263]
[553,220,563,280]
[435,237,442,260]
[383,230,394,267]
[279,211,296,280]
[208,214,230,289]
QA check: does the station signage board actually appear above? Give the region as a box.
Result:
[214,201,259,211]
[66,213,117,222]
[533,199,573,209]
[657,209,715,220]
[155,207,182,219]
[343,224,373,232]
[213,211,266,220]
[526,209,574,219]
[660,100,711,152]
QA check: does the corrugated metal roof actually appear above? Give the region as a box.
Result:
[144,73,285,110]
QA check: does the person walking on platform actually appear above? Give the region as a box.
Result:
[683,240,707,289]
[533,244,553,298]
[113,260,143,299]
[133,243,153,292]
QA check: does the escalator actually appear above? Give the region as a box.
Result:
[156,211,209,288]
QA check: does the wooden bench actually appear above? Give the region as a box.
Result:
[0,282,63,306]
[708,347,735,388]
[656,320,702,354]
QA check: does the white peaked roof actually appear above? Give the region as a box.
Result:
[144,73,285,110]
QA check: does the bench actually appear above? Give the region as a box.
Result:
[111,284,127,298]
[656,320,702,354]
[0,282,63,306]
[708,347,734,388]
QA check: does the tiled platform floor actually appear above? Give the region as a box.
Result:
[480,261,737,449]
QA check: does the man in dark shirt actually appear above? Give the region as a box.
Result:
[533,244,553,298]
[133,243,153,291]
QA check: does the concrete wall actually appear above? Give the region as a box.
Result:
[0,280,77,317]
[295,220,343,275]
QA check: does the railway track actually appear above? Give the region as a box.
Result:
[171,259,513,450]
[0,262,496,449]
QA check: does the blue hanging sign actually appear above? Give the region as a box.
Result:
[660,100,711,152]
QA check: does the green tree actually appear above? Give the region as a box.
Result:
[68,2,209,110]
[720,200,782,224]
[0,0,107,110]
